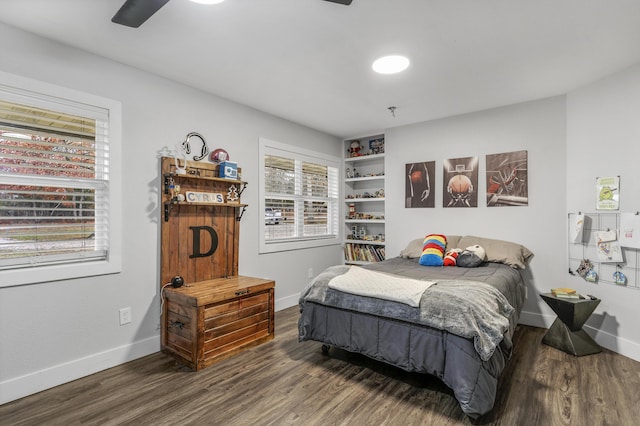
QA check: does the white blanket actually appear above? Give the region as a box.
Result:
[328,266,435,307]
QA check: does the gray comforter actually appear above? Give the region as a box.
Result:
[298,257,526,418]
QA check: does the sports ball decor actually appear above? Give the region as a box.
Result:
[447,174,474,207]
[210,148,230,163]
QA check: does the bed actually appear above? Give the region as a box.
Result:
[298,235,533,418]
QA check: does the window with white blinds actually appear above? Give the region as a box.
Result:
[259,138,340,253]
[0,95,110,271]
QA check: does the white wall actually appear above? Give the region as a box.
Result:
[385,84,640,363]
[385,96,568,319]
[0,23,342,404]
[566,63,640,359]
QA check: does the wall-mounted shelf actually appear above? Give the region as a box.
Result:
[164,201,248,222]
[162,160,248,222]
[164,171,246,184]
[163,173,246,195]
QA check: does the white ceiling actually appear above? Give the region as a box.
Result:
[1,0,640,138]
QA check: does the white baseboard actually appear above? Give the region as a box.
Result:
[0,335,160,405]
[2,295,302,405]
[519,310,640,363]
[8,305,636,406]
[275,292,300,312]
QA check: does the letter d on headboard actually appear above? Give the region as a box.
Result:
[189,226,218,258]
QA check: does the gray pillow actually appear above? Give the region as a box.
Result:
[399,238,423,258]
[456,235,533,269]
[399,235,463,258]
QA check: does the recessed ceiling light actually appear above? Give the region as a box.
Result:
[372,55,410,74]
[189,0,224,4]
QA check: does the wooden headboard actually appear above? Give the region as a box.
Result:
[160,156,246,287]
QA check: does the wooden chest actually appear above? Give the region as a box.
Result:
[162,276,275,370]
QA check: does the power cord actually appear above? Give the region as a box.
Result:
[160,282,171,315]
[160,276,186,315]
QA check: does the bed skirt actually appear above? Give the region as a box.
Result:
[298,301,511,418]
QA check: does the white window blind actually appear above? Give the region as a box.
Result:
[260,138,339,253]
[0,98,110,270]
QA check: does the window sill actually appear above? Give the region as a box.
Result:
[0,256,122,288]
[259,236,341,254]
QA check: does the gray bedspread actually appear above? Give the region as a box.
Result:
[298,257,526,418]
[301,264,514,361]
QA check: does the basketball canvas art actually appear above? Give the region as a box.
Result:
[443,156,478,208]
[486,150,528,207]
[405,161,435,208]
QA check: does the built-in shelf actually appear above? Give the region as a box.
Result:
[345,260,373,266]
[343,135,385,264]
[344,153,385,163]
[345,175,385,183]
[345,239,385,245]
[345,198,385,202]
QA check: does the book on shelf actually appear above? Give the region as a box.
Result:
[344,243,385,262]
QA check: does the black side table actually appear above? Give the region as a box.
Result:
[540,293,602,356]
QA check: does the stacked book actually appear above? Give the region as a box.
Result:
[344,244,386,263]
[551,287,581,299]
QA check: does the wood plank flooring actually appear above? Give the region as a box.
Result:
[2,306,640,425]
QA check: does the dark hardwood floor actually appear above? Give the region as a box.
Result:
[2,306,639,425]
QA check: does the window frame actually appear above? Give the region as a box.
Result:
[259,137,340,254]
[0,71,122,287]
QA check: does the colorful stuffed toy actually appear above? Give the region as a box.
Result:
[456,244,486,268]
[443,248,462,266]
[419,234,447,266]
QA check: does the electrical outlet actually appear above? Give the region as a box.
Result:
[119,307,132,325]
[308,268,314,278]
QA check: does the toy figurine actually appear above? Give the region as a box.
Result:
[349,140,362,157]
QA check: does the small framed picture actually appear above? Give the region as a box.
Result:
[368,137,384,154]
[596,176,619,210]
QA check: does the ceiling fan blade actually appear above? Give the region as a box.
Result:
[112,0,171,28]
[324,0,353,5]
